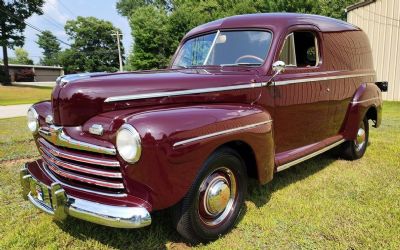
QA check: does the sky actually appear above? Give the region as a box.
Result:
[6,0,132,64]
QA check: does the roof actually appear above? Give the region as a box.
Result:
[0,63,63,69]
[346,0,376,12]
[185,13,359,39]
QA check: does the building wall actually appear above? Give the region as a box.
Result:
[34,68,63,82]
[347,0,400,101]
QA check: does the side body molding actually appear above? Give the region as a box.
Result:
[341,82,383,140]
[122,104,275,210]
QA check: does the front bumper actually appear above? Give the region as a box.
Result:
[20,164,151,228]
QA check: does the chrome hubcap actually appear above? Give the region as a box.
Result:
[354,123,366,151]
[198,167,237,227]
[205,177,231,215]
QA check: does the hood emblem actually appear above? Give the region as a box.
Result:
[89,124,104,136]
[45,115,54,124]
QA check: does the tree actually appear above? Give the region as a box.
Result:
[128,6,173,70]
[60,16,125,73]
[9,47,33,65]
[0,0,44,84]
[36,30,61,66]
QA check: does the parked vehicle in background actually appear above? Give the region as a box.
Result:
[20,13,387,243]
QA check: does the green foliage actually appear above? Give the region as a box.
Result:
[8,47,33,65]
[0,0,44,49]
[128,6,173,70]
[117,0,358,70]
[0,0,45,83]
[59,16,125,73]
[36,30,61,66]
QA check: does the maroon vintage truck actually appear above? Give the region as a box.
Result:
[21,13,387,243]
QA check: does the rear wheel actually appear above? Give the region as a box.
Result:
[341,117,369,160]
[172,147,247,244]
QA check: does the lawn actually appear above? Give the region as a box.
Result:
[0,102,399,249]
[0,85,52,106]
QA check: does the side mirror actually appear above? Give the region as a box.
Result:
[272,60,286,74]
[265,61,286,87]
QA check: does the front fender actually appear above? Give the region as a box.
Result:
[123,104,274,210]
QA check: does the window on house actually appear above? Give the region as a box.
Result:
[278,31,319,67]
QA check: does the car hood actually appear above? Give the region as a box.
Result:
[52,68,261,126]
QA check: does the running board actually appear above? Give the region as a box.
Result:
[276,139,345,172]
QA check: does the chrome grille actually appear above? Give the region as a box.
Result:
[38,138,125,194]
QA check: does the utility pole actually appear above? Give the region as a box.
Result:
[112,30,123,72]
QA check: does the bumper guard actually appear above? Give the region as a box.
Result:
[20,164,151,228]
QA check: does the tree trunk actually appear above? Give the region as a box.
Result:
[1,19,10,85]
[2,44,11,85]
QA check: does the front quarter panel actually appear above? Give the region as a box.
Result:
[122,104,274,210]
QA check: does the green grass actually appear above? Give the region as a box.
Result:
[0,85,52,106]
[0,102,399,249]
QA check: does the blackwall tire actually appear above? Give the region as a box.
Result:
[341,117,369,160]
[172,147,247,244]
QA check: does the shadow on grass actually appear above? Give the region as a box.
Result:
[55,148,340,249]
[55,209,185,249]
[247,148,339,207]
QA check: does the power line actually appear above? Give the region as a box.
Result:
[41,13,66,30]
[54,0,76,18]
[0,6,72,46]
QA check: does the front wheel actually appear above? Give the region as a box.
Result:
[341,117,369,160]
[172,147,247,244]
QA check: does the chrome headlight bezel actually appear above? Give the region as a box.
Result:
[27,107,39,134]
[116,124,142,164]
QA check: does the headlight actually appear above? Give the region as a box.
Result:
[27,107,39,134]
[116,124,142,163]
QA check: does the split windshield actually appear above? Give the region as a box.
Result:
[172,30,272,68]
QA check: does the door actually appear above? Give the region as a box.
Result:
[272,29,331,154]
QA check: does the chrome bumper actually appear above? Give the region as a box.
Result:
[20,165,151,229]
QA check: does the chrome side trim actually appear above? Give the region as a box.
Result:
[273,73,375,86]
[38,138,120,167]
[39,125,116,155]
[173,120,272,147]
[350,97,380,104]
[104,82,267,102]
[277,139,345,172]
[42,163,127,197]
[104,73,374,103]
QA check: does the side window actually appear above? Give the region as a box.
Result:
[278,31,319,67]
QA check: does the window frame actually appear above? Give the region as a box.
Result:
[276,27,322,71]
[170,28,274,69]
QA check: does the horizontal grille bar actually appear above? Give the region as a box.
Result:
[46,161,124,189]
[41,163,127,197]
[38,138,120,167]
[40,148,122,179]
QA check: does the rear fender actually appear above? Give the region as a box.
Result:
[342,83,383,140]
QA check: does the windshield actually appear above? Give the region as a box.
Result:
[172,30,272,68]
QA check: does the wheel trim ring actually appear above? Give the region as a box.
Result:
[197,167,238,227]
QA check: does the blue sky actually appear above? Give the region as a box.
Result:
[7,0,132,63]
